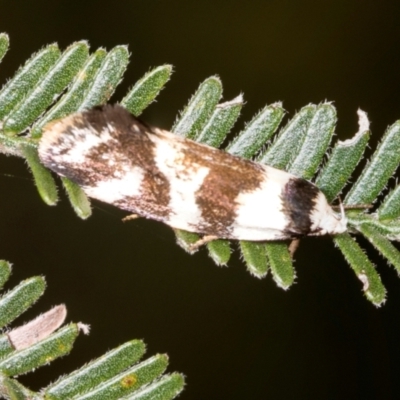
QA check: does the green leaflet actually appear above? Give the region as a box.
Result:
[31,48,107,136]
[0,260,11,290]
[195,94,243,146]
[45,340,146,399]
[345,120,400,205]
[258,104,316,168]
[334,233,386,306]
[0,324,79,376]
[265,242,295,290]
[0,33,9,63]
[0,277,45,329]
[172,76,222,139]
[288,103,336,179]
[240,241,269,278]
[61,177,92,219]
[316,122,370,202]
[3,41,89,135]
[359,224,400,275]
[377,185,400,220]
[78,45,130,110]
[0,43,61,121]
[0,375,36,399]
[227,102,284,159]
[127,373,185,400]
[207,239,232,266]
[21,144,58,205]
[122,65,173,116]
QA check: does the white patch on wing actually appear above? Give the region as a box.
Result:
[84,167,144,204]
[60,126,115,165]
[232,166,292,240]
[310,192,347,235]
[149,132,209,229]
[39,117,118,167]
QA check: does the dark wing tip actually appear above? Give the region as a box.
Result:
[281,177,320,235]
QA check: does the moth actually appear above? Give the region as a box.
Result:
[38,104,347,242]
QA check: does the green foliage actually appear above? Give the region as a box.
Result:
[316,125,370,203]
[3,41,89,135]
[334,234,386,305]
[1,35,400,309]
[0,260,184,399]
[345,121,400,206]
[227,102,284,159]
[0,34,9,64]
[0,43,61,121]
[121,65,173,116]
[172,76,222,139]
[240,241,269,278]
[266,242,295,290]
[0,275,45,328]
[30,48,107,136]
[195,94,243,147]
[61,177,92,219]
[21,143,58,205]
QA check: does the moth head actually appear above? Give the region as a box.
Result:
[310,192,347,236]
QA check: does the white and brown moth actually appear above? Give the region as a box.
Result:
[38,105,347,241]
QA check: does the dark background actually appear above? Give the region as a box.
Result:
[0,1,400,398]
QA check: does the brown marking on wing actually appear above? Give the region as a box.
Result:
[41,105,172,220]
[281,178,320,236]
[179,139,266,237]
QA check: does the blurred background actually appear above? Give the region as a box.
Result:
[0,1,400,398]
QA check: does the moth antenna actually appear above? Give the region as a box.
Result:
[340,201,345,221]
[332,203,372,211]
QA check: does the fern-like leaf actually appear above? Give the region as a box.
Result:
[0,260,184,399]
[2,35,400,305]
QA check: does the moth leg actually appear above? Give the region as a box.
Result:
[188,235,219,252]
[122,214,140,222]
[288,239,300,258]
[332,204,372,211]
